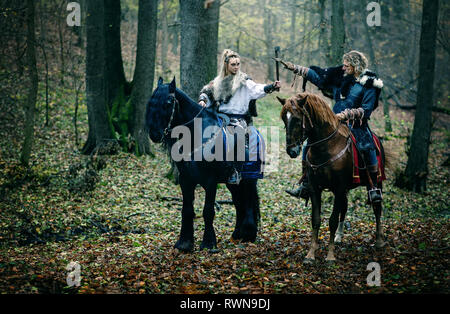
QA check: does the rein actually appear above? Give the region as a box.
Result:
[305,125,340,148]
[306,135,351,172]
[162,92,231,160]
[162,92,206,140]
[287,103,349,172]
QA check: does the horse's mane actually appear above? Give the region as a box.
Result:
[282,92,349,137]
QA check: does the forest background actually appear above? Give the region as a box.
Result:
[0,0,448,295]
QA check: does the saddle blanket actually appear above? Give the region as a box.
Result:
[183,116,266,179]
[219,117,266,180]
[351,132,386,184]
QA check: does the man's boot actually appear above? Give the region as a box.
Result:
[367,165,382,203]
[286,161,310,199]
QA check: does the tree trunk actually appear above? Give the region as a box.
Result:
[58,0,65,86]
[289,0,297,82]
[170,5,180,56]
[104,0,126,106]
[39,0,50,127]
[318,0,327,65]
[20,0,38,167]
[130,0,158,156]
[263,2,274,81]
[330,0,345,65]
[82,0,114,155]
[358,1,392,132]
[160,0,170,81]
[403,0,439,193]
[180,0,220,99]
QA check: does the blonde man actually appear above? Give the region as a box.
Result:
[283,50,384,203]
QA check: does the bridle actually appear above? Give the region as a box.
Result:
[285,104,314,151]
[160,91,206,141]
[161,92,178,140]
[285,102,350,172]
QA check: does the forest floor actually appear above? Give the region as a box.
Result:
[0,89,449,294]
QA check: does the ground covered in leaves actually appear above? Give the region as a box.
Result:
[0,93,449,294]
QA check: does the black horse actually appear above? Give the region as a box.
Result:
[145,77,262,252]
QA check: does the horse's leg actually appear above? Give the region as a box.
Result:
[240,179,258,243]
[174,181,195,252]
[334,191,348,243]
[305,189,322,262]
[327,190,346,261]
[372,193,386,248]
[228,184,244,241]
[200,183,218,250]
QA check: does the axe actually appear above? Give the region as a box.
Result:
[274,46,280,90]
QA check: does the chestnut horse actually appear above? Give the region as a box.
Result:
[278,92,387,262]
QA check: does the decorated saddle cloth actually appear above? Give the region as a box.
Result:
[351,132,386,184]
[217,116,266,179]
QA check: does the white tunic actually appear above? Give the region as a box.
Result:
[202,80,268,115]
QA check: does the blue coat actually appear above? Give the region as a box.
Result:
[306,67,382,153]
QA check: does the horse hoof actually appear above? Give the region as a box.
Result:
[231,231,242,241]
[199,241,217,251]
[174,240,194,252]
[240,223,257,243]
[303,258,315,265]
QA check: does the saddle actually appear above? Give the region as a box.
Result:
[217,115,266,180]
[351,133,386,185]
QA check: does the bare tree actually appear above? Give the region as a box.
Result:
[402,0,440,193]
[130,0,158,156]
[330,0,345,65]
[180,0,220,99]
[82,0,115,154]
[20,0,38,166]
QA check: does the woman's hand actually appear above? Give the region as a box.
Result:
[199,100,206,107]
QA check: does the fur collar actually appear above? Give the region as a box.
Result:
[356,70,383,89]
[201,71,248,104]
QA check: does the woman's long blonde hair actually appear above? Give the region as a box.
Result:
[212,49,247,100]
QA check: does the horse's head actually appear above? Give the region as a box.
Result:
[145,77,177,143]
[278,94,313,158]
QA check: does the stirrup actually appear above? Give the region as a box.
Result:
[227,170,242,185]
[368,188,382,203]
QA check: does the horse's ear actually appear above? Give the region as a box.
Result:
[299,95,308,107]
[276,96,286,106]
[158,77,163,86]
[168,77,176,93]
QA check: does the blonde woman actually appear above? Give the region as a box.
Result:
[198,49,281,184]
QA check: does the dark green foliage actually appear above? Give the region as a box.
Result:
[106,83,135,152]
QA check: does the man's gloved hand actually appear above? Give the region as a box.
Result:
[336,108,365,121]
[336,112,346,121]
[283,61,296,71]
[272,58,295,71]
